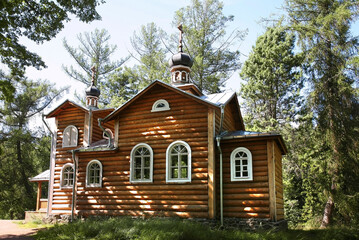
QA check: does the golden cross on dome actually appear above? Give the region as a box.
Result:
[178,24,183,53]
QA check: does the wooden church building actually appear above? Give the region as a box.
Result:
[41,28,287,224]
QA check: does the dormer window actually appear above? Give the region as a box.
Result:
[62,125,78,148]
[151,99,170,112]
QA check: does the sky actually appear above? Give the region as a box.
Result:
[23,0,286,105]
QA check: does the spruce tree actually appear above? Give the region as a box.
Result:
[285,0,359,227]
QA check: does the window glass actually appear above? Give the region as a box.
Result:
[61,164,74,188]
[86,160,102,187]
[130,144,153,183]
[230,147,253,181]
[63,125,78,147]
[166,141,191,183]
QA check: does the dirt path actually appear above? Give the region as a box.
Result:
[0,220,38,240]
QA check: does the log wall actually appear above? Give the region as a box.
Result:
[76,84,210,218]
[217,139,270,218]
[52,106,86,214]
[92,110,114,143]
[274,142,284,220]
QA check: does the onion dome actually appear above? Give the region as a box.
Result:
[169,24,193,86]
[86,66,100,109]
[85,83,101,97]
[169,51,193,68]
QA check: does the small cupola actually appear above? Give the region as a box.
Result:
[86,66,101,109]
[169,24,193,86]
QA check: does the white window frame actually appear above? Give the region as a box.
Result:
[130,143,153,183]
[86,160,103,188]
[151,99,170,112]
[166,140,192,183]
[230,147,253,181]
[62,125,78,148]
[60,163,74,189]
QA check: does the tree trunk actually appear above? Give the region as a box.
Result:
[320,195,334,228]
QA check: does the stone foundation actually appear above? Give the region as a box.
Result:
[24,211,47,222]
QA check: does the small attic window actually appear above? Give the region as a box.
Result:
[151,99,170,112]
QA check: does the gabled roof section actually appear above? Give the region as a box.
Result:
[29,169,50,182]
[221,130,288,154]
[45,99,88,118]
[200,91,235,106]
[103,80,232,123]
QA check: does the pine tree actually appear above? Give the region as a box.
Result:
[63,28,129,106]
[173,0,246,93]
[0,79,63,218]
[285,0,359,227]
[127,23,171,89]
[240,23,303,132]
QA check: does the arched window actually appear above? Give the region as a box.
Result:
[130,143,153,183]
[86,160,103,187]
[62,125,78,147]
[151,99,170,112]
[230,147,253,181]
[166,140,191,183]
[61,164,74,188]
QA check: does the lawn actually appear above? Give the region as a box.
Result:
[33,217,359,240]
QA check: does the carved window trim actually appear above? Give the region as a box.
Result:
[86,160,103,188]
[62,125,78,148]
[151,99,170,112]
[166,140,192,183]
[230,147,253,181]
[130,143,153,183]
[60,163,74,188]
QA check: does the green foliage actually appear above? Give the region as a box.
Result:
[285,0,359,227]
[0,0,103,101]
[240,22,303,132]
[34,217,359,240]
[174,0,246,93]
[0,79,62,219]
[128,23,171,88]
[63,28,130,106]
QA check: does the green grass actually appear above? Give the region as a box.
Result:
[15,219,54,229]
[33,217,359,240]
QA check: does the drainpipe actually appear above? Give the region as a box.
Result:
[216,105,225,226]
[42,114,54,217]
[70,150,78,222]
[98,118,112,147]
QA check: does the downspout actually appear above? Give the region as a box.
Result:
[70,150,78,222]
[42,114,54,217]
[216,105,225,226]
[98,118,112,147]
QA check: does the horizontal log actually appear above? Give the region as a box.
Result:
[76,189,208,197]
[223,193,269,200]
[76,204,208,212]
[223,187,269,194]
[223,200,269,207]
[76,199,207,206]
[223,212,270,218]
[223,206,270,213]
[78,209,208,218]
